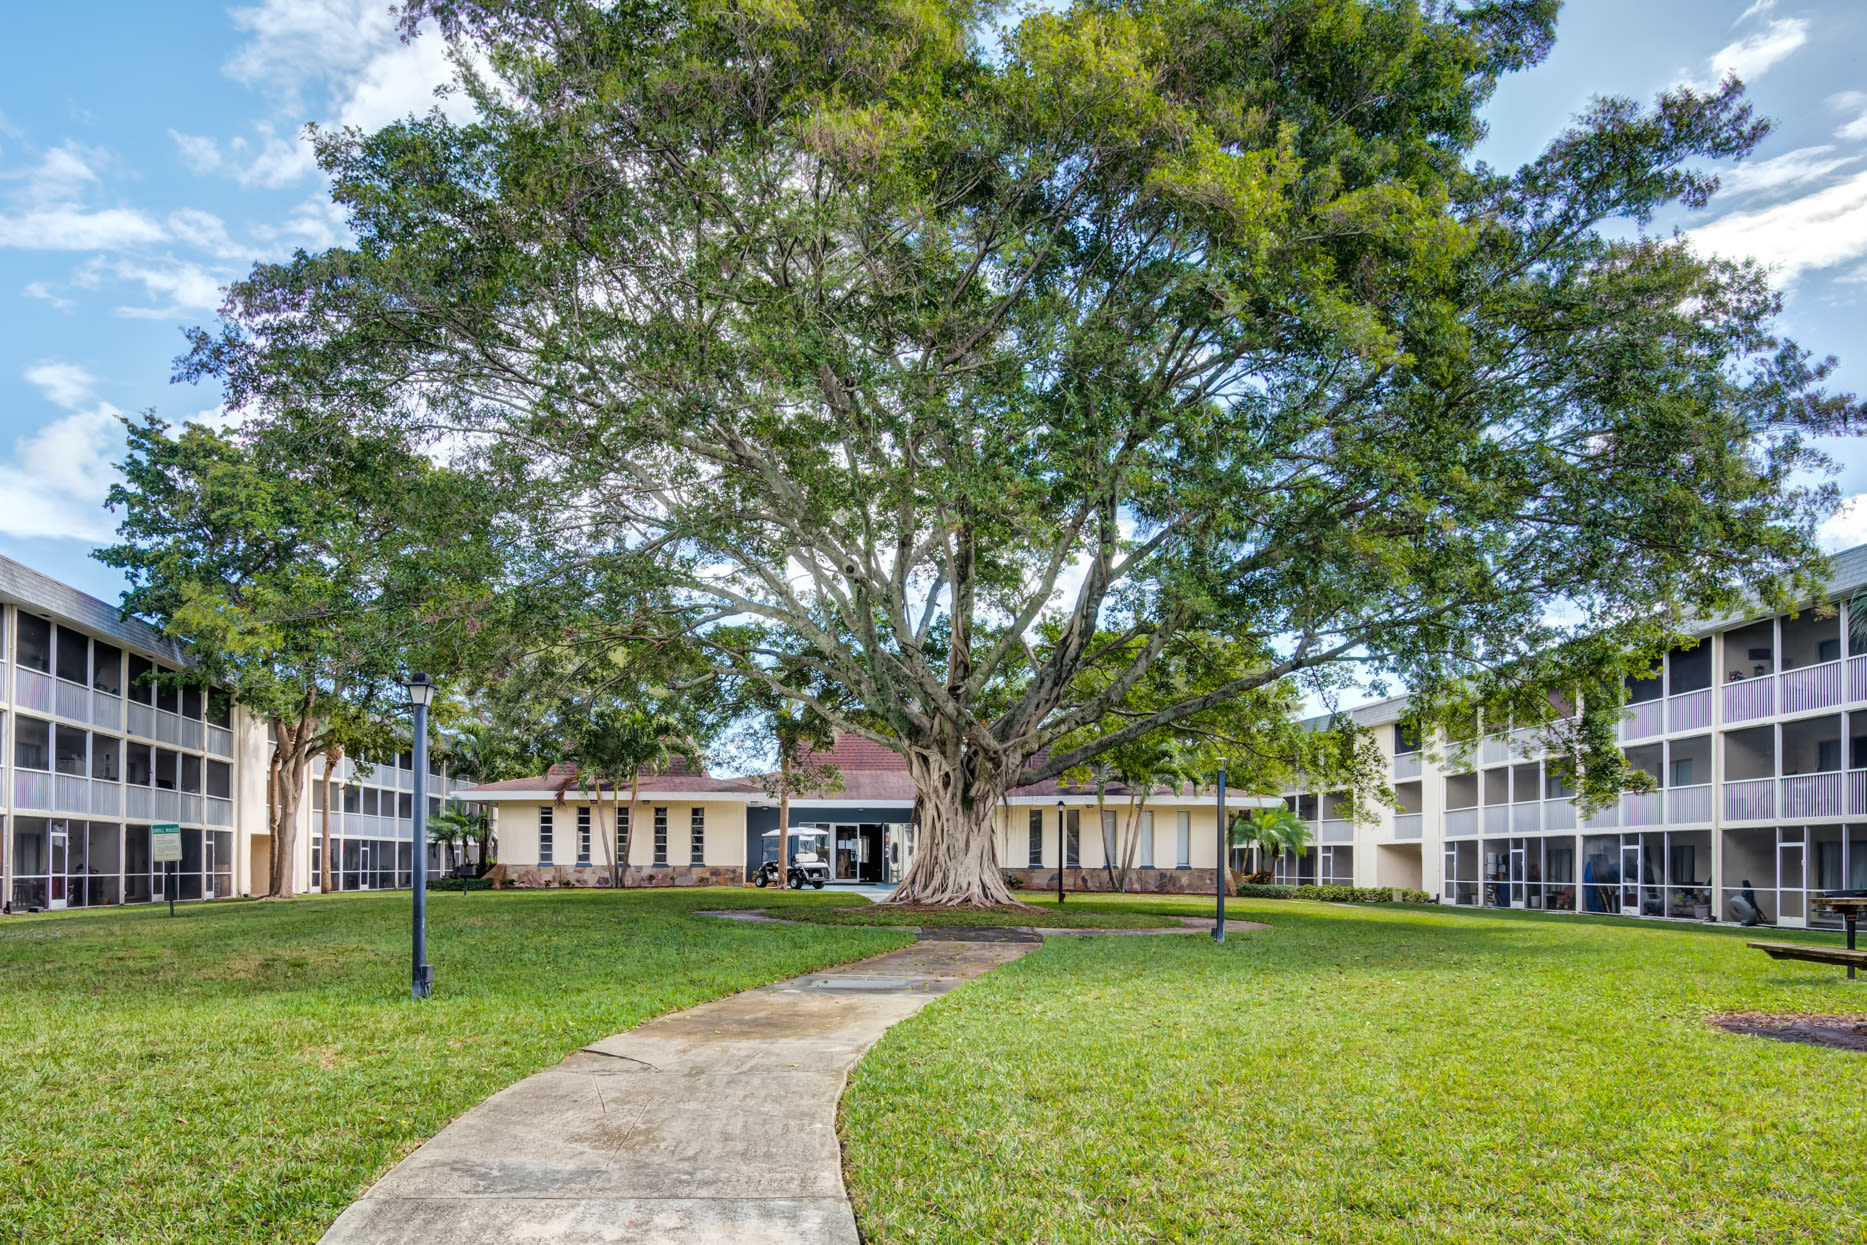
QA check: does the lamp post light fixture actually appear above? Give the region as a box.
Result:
[1214,761,1229,943]
[404,672,436,1000]
[1056,799,1067,907]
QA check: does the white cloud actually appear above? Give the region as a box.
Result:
[1691,169,1867,285]
[22,280,74,311]
[101,258,226,318]
[1820,493,1867,552]
[25,360,99,409]
[1831,91,1867,143]
[339,31,469,131]
[0,205,167,250]
[0,405,125,542]
[1721,145,1861,197]
[1697,17,1809,88]
[170,129,223,175]
[231,124,320,189]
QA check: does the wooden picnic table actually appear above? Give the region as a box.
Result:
[1750,892,1867,980]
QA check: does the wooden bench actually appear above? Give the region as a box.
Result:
[1747,941,1867,969]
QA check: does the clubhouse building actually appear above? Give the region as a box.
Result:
[0,554,468,911]
[462,733,1274,890]
[1280,544,1867,932]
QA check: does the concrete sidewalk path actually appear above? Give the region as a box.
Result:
[318,937,1032,1245]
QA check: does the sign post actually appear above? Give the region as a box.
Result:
[152,824,182,917]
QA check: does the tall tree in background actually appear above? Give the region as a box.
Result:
[188,0,1863,904]
[99,414,501,897]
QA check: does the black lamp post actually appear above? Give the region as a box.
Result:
[1056,798,1067,906]
[1214,761,1228,943]
[404,672,436,1000]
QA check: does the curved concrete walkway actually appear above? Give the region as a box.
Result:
[318,937,1033,1244]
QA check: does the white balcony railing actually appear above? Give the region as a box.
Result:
[156,789,180,822]
[1723,676,1774,724]
[1543,798,1577,831]
[16,667,53,714]
[207,725,233,757]
[1393,752,1423,780]
[1320,818,1354,843]
[55,679,89,722]
[1481,735,1511,765]
[1393,813,1423,840]
[1781,771,1844,819]
[1780,661,1845,715]
[13,769,53,810]
[180,719,203,751]
[1620,699,1664,741]
[1445,807,1479,837]
[155,710,180,745]
[128,702,155,739]
[90,780,119,817]
[1724,777,1777,821]
[54,774,88,813]
[1852,655,1867,703]
[1621,790,1663,827]
[1667,784,1713,825]
[91,691,120,730]
[1668,688,1712,733]
[126,785,155,820]
[205,796,234,827]
[1483,805,1509,835]
[1853,770,1867,817]
[0,660,8,705]
[180,794,202,825]
[1582,801,1620,831]
[399,768,415,791]
[1511,802,1540,834]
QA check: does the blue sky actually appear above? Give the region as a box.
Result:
[4,0,1867,606]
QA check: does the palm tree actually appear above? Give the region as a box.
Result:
[1230,806,1313,888]
[561,705,689,886]
[427,800,479,875]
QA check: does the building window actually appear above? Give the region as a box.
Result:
[576,806,592,865]
[1101,810,1118,865]
[1138,810,1154,868]
[617,807,629,867]
[17,615,51,673]
[1027,809,1042,866]
[1065,809,1080,868]
[539,806,554,865]
[654,807,668,865]
[55,625,88,685]
[14,717,50,771]
[1176,810,1191,869]
[690,808,705,865]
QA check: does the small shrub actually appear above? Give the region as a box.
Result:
[429,877,495,892]
[1233,883,1294,899]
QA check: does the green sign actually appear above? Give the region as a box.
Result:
[152,824,183,864]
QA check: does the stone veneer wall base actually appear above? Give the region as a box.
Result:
[1002,867,1222,895]
[489,864,746,889]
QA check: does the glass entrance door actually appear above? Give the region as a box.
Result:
[49,825,69,910]
[1509,840,1527,908]
[1620,841,1641,917]
[356,840,373,890]
[1779,837,1807,928]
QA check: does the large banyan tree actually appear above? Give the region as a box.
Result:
[186,0,1861,904]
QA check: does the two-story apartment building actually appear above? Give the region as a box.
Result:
[1280,544,1867,933]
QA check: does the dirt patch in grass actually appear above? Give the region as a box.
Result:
[771,902,1175,929]
[1708,1012,1867,1052]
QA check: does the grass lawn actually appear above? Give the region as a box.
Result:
[0,887,903,1243]
[841,898,1867,1244]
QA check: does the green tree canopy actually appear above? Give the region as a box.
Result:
[98,412,503,896]
[183,0,1863,904]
